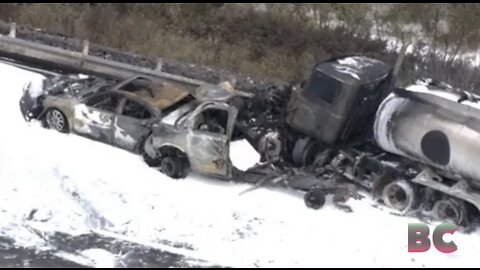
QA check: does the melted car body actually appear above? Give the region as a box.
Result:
[21,75,242,178]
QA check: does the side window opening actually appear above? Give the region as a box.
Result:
[193,108,229,135]
[353,81,383,109]
[86,93,119,113]
[303,71,341,104]
[122,99,152,119]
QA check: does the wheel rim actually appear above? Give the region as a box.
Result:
[47,110,65,131]
[433,199,465,225]
[382,180,415,213]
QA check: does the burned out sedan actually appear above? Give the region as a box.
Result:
[20,75,245,179]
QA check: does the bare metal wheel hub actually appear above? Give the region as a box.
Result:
[382,179,416,213]
[433,198,467,226]
[46,109,66,132]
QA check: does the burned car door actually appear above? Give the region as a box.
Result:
[186,102,238,178]
[73,92,121,144]
[113,97,156,152]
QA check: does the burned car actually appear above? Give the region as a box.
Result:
[142,101,238,179]
[20,75,248,179]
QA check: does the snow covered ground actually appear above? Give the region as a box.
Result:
[1,62,480,267]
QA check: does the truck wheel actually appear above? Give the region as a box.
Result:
[292,138,320,167]
[161,156,188,179]
[304,188,326,210]
[382,180,416,213]
[432,198,468,226]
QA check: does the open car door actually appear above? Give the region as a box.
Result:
[186,102,238,178]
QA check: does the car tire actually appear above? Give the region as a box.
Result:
[161,155,188,179]
[45,108,69,133]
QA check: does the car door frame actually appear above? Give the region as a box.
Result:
[185,101,238,178]
[113,94,159,152]
[74,91,123,145]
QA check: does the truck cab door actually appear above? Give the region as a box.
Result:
[186,102,238,178]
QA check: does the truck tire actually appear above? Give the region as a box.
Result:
[382,180,416,213]
[432,198,468,226]
[292,138,320,167]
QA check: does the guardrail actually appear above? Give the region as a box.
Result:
[0,23,207,92]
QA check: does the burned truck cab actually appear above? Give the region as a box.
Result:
[286,56,391,151]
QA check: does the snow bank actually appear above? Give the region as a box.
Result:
[1,63,480,267]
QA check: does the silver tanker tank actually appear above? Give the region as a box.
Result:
[373,80,480,187]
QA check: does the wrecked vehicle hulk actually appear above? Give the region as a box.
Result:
[237,46,480,227]
[20,75,251,179]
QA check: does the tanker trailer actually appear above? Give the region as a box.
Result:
[373,80,480,226]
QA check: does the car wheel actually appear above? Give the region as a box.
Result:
[46,108,69,133]
[161,156,188,179]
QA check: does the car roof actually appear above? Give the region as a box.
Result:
[114,76,192,110]
[315,56,391,86]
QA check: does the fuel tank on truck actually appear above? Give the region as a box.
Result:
[373,81,480,188]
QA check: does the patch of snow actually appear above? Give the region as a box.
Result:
[337,56,378,70]
[406,83,480,110]
[25,75,46,99]
[230,139,260,171]
[54,249,116,268]
[332,64,361,80]
[80,248,117,267]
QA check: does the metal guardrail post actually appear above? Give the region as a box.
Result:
[82,40,90,56]
[0,31,208,92]
[9,23,16,38]
[155,58,163,72]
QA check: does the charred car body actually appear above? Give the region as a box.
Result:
[20,75,251,179]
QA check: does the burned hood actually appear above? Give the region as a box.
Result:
[315,56,390,86]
